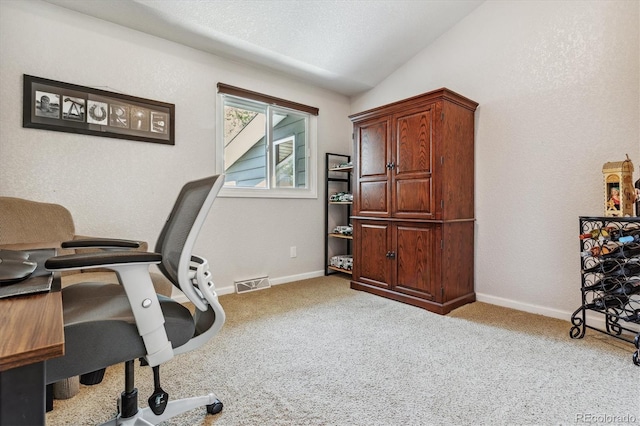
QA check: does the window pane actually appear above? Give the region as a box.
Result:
[274,136,294,187]
[271,109,307,188]
[223,100,267,188]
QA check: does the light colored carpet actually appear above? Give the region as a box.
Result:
[46,275,639,425]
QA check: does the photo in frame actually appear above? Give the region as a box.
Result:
[23,75,174,145]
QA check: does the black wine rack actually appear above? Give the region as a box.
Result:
[570,216,640,366]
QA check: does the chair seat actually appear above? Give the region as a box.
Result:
[46,282,195,384]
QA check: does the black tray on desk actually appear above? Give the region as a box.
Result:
[0,249,55,299]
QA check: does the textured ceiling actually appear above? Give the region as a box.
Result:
[44,0,484,96]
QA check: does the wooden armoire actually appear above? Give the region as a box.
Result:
[349,88,478,315]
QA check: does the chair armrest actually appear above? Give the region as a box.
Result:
[45,251,162,271]
[47,251,173,367]
[62,238,143,250]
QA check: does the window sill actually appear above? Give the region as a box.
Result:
[218,187,318,199]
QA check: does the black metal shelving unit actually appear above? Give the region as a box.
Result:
[570,216,640,366]
[324,153,352,276]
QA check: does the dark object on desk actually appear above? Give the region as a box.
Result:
[0,249,54,298]
[44,175,227,423]
[0,250,37,284]
[0,249,30,261]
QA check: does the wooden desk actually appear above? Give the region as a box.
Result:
[0,249,63,425]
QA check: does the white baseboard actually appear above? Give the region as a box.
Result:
[476,292,640,334]
[171,270,326,303]
[268,270,325,286]
[476,292,570,321]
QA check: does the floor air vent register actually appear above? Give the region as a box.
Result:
[234,276,271,294]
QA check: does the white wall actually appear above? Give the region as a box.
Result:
[352,0,640,319]
[0,0,352,294]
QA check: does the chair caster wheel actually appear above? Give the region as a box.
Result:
[80,368,106,385]
[206,399,223,415]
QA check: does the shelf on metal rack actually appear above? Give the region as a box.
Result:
[327,265,353,275]
[328,166,353,172]
[328,233,353,240]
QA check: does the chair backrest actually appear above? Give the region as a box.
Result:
[155,175,224,300]
[0,197,75,246]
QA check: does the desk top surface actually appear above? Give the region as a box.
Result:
[0,249,64,372]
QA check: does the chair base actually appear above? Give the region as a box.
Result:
[99,393,222,425]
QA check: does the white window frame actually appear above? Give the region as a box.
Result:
[216,92,317,199]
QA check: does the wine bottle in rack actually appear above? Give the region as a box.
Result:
[582,275,627,292]
[615,227,640,241]
[583,294,630,310]
[581,239,640,258]
[579,227,612,240]
[581,241,623,257]
[610,226,640,240]
[620,310,640,323]
[619,234,640,243]
[582,259,640,276]
[606,278,640,297]
[599,242,640,259]
[583,277,640,296]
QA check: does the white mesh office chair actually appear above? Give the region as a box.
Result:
[45,175,226,425]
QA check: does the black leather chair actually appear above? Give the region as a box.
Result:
[45,175,226,424]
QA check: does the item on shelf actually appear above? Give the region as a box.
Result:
[330,255,353,271]
[330,161,353,170]
[332,225,353,236]
[602,155,636,217]
[329,192,353,202]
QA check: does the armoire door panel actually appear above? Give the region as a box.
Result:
[394,224,439,300]
[354,221,391,289]
[395,108,433,177]
[359,181,389,216]
[393,178,433,218]
[358,120,389,179]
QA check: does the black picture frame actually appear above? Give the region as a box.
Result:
[23,75,175,145]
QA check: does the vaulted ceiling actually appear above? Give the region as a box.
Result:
[44,0,483,96]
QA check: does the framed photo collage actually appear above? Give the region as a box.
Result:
[23,75,175,145]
